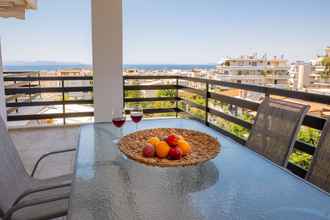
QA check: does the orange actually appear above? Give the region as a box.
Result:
[176,135,185,141]
[148,137,161,146]
[155,141,170,158]
[177,140,191,156]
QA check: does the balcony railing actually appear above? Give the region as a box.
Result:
[3,72,330,178]
[4,71,94,124]
[123,75,329,179]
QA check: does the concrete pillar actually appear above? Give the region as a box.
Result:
[0,40,7,124]
[92,0,123,122]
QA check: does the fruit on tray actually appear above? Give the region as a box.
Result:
[167,147,182,160]
[147,137,161,146]
[177,140,192,156]
[155,141,170,158]
[143,133,191,160]
[176,135,184,141]
[166,134,178,147]
[143,143,155,158]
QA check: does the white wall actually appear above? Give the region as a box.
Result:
[297,63,312,90]
[0,40,7,124]
[92,0,123,122]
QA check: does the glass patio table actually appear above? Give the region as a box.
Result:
[68,119,330,220]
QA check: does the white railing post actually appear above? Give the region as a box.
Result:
[92,0,123,122]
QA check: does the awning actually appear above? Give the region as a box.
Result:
[0,0,37,19]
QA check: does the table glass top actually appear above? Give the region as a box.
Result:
[69,119,330,220]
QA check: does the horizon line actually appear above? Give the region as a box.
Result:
[4,62,218,66]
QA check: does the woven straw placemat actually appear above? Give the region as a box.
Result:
[118,128,220,167]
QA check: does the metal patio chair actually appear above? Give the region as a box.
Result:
[0,116,76,220]
[246,98,309,166]
[306,119,330,193]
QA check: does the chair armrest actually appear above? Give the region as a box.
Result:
[4,193,70,220]
[31,148,76,177]
[12,182,71,206]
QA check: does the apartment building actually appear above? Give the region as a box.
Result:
[216,54,290,87]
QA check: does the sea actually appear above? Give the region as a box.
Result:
[4,64,216,72]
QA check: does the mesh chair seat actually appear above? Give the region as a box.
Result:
[11,186,70,220]
[246,98,309,166]
[30,174,73,190]
[306,120,330,193]
[0,115,74,219]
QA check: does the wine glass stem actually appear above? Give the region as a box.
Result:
[136,123,138,131]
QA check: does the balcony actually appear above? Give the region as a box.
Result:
[4,72,330,179]
[1,1,330,219]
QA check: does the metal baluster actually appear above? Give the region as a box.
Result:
[14,79,19,113]
[123,77,125,111]
[205,81,209,126]
[176,76,179,118]
[62,78,66,125]
[28,75,32,102]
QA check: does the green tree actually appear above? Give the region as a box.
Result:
[321,57,330,79]
[224,60,230,67]
[125,90,142,98]
[298,127,320,146]
[125,79,143,99]
[289,150,312,169]
[195,96,206,106]
[124,90,144,108]
[157,89,176,97]
[289,127,320,169]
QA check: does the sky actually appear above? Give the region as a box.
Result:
[0,0,329,65]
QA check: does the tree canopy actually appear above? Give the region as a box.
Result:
[321,57,330,78]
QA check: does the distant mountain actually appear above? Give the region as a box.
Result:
[4,61,92,71]
[3,61,216,72]
[5,61,90,66]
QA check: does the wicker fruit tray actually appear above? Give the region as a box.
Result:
[118,128,220,167]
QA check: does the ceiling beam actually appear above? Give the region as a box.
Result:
[0,0,37,19]
[25,0,37,9]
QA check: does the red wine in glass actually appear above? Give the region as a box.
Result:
[131,112,143,123]
[130,106,143,130]
[112,117,126,128]
[112,109,126,140]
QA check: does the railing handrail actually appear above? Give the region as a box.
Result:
[124,75,330,105]
[5,74,328,114]
[123,75,178,80]
[4,76,93,81]
[3,71,40,75]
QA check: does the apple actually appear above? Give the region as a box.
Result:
[167,147,182,160]
[143,143,155,158]
[166,134,178,147]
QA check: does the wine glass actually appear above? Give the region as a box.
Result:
[130,106,143,130]
[112,108,126,140]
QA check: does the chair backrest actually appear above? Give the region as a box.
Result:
[246,98,309,166]
[0,116,30,216]
[306,120,330,193]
